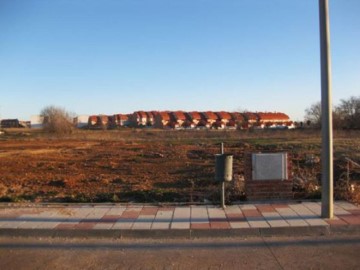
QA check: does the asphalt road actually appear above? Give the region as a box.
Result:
[0,235,359,270]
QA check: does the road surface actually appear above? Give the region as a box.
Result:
[0,235,359,269]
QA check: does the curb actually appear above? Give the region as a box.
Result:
[1,225,360,239]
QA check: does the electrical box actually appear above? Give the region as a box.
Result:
[252,153,288,181]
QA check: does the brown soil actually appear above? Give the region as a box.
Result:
[0,129,359,203]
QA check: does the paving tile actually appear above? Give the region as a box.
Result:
[112,218,136,229]
[53,208,78,217]
[207,207,226,218]
[84,208,111,219]
[55,223,76,229]
[140,207,158,216]
[191,206,209,224]
[125,206,143,210]
[93,222,115,230]
[326,218,348,226]
[157,207,175,212]
[100,215,122,223]
[339,215,360,225]
[75,222,97,230]
[304,218,329,226]
[132,215,155,230]
[271,204,291,209]
[276,206,310,227]
[225,210,247,229]
[171,207,190,229]
[243,214,270,228]
[256,205,276,213]
[261,212,289,227]
[0,216,28,229]
[288,204,317,218]
[348,209,360,216]
[302,202,322,215]
[267,219,289,227]
[173,207,191,219]
[286,219,309,227]
[9,210,58,229]
[276,207,302,216]
[151,210,173,230]
[336,201,359,210]
[29,210,73,229]
[333,206,351,216]
[240,204,256,210]
[229,222,250,229]
[242,209,262,218]
[69,208,94,218]
[224,205,242,214]
[248,220,270,228]
[121,210,141,219]
[15,221,40,229]
[225,213,246,222]
[105,207,126,216]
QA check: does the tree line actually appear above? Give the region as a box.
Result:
[305,96,360,129]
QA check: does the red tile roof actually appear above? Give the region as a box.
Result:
[114,114,128,121]
[135,111,147,119]
[230,112,245,122]
[187,111,202,120]
[172,111,187,121]
[256,112,290,121]
[145,112,154,119]
[158,111,171,121]
[215,111,232,120]
[243,112,258,121]
[202,111,218,120]
[89,115,98,123]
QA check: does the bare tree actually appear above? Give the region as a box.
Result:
[40,106,75,134]
[337,96,360,129]
[304,102,322,128]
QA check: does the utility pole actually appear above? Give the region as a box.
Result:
[220,142,225,209]
[319,0,333,218]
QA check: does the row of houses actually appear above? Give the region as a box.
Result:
[86,111,294,130]
[4,111,293,130]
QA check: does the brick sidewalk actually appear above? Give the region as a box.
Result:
[0,201,359,238]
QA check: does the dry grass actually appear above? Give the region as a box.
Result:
[0,128,359,204]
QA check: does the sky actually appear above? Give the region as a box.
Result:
[0,0,359,121]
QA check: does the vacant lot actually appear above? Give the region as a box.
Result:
[0,129,359,204]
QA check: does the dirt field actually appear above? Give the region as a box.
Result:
[0,129,359,204]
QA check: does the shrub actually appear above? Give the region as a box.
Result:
[40,106,75,134]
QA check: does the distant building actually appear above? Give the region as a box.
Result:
[88,115,98,128]
[186,111,202,126]
[171,111,187,128]
[1,119,20,128]
[30,115,44,129]
[73,115,89,128]
[256,112,292,129]
[201,111,219,126]
[113,114,130,127]
[154,111,171,128]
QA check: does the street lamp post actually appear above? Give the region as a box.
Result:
[319,0,333,219]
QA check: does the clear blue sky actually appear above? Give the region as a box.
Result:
[0,0,359,121]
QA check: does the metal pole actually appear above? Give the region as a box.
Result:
[220,142,226,209]
[319,0,333,218]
